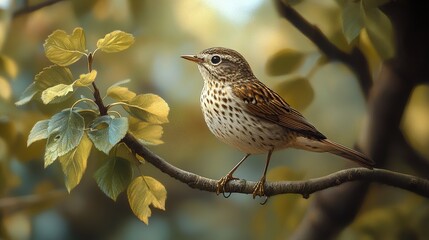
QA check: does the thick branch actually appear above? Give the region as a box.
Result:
[13,0,66,18]
[274,0,372,97]
[122,134,429,198]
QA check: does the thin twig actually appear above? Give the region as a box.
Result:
[13,0,67,18]
[273,0,372,97]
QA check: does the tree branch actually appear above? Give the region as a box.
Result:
[273,0,372,97]
[122,134,429,199]
[13,0,67,18]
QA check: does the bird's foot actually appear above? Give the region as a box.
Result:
[252,178,269,205]
[216,174,238,197]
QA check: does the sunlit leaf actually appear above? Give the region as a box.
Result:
[75,70,97,87]
[361,0,395,59]
[35,65,74,89]
[44,28,86,66]
[129,118,164,145]
[274,77,314,111]
[341,1,364,43]
[96,30,135,53]
[44,110,85,168]
[41,83,74,104]
[94,156,132,201]
[27,119,49,146]
[266,49,305,76]
[25,65,76,104]
[15,83,38,106]
[127,176,166,224]
[87,116,128,154]
[125,94,169,124]
[59,133,92,192]
[107,85,136,102]
[0,55,18,79]
[0,77,11,100]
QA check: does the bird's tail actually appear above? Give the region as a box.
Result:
[320,139,374,169]
[293,137,375,168]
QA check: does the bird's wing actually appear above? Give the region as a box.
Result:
[231,80,326,140]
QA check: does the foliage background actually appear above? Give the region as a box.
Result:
[0,0,428,239]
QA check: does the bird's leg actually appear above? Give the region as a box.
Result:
[252,150,273,199]
[217,154,251,196]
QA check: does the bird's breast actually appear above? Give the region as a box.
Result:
[200,82,294,154]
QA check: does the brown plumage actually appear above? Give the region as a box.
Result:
[182,47,374,198]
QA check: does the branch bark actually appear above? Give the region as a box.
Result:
[122,134,429,199]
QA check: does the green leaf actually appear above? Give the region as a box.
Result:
[127,176,166,224]
[44,110,85,168]
[75,70,97,87]
[41,83,74,104]
[96,30,135,53]
[87,116,128,154]
[59,133,92,192]
[27,120,49,146]
[274,77,314,111]
[361,0,395,59]
[15,83,39,106]
[107,85,136,102]
[341,1,364,43]
[265,49,305,76]
[129,118,164,145]
[44,27,87,66]
[94,156,132,201]
[125,94,169,124]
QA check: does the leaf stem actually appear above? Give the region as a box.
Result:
[87,52,108,116]
[70,98,98,111]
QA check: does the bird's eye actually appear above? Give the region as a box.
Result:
[210,55,221,65]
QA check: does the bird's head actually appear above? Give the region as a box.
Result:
[181,47,254,83]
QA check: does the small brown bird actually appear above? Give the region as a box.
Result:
[181,47,374,198]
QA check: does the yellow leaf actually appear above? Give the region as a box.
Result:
[44,28,86,66]
[129,118,164,145]
[96,30,135,53]
[35,65,74,90]
[0,77,11,100]
[127,176,166,224]
[107,85,136,102]
[116,142,144,163]
[0,55,18,79]
[59,133,92,192]
[75,70,97,87]
[41,83,74,104]
[126,94,169,124]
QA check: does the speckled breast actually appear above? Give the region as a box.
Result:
[200,81,291,154]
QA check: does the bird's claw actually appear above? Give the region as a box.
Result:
[252,179,269,205]
[216,174,238,197]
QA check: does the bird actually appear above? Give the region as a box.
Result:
[181,47,374,199]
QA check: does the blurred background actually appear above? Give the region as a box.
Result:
[0,0,428,239]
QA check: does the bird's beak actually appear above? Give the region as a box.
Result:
[181,55,204,63]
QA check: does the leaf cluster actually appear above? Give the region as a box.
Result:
[18,28,168,224]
